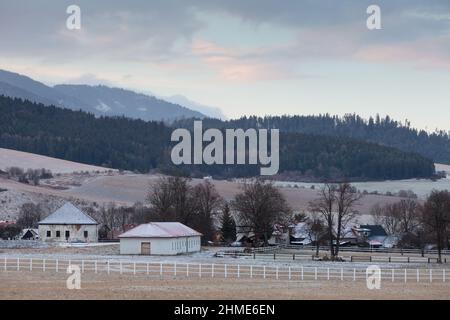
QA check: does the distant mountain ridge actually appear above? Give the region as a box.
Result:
[0,69,210,122]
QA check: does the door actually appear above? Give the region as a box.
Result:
[141,242,151,255]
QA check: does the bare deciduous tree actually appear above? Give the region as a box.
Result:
[16,203,42,228]
[232,180,291,246]
[191,181,223,244]
[422,190,450,263]
[310,183,362,259]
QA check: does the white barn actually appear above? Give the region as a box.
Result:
[119,222,202,255]
[38,203,98,243]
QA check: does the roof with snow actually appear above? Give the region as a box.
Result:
[38,203,98,225]
[360,225,388,237]
[119,222,202,238]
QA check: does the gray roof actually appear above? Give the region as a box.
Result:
[39,203,98,225]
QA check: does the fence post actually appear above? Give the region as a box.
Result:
[315,267,317,280]
[404,269,407,283]
[350,256,353,262]
[107,261,110,274]
[56,259,58,273]
[199,264,202,278]
[301,266,304,281]
[353,268,356,281]
[146,262,149,275]
[274,253,276,260]
[43,259,45,272]
[288,266,291,280]
[133,262,136,275]
[389,256,391,263]
[430,269,432,283]
[159,263,162,278]
[17,258,19,271]
[417,269,419,282]
[276,266,279,280]
[186,263,189,277]
[407,257,410,263]
[263,266,266,279]
[82,260,85,273]
[250,265,253,279]
[212,264,214,278]
[293,254,295,260]
[29,258,32,271]
[253,252,256,259]
[391,269,394,282]
[225,264,227,278]
[237,265,240,278]
[443,269,446,282]
[327,268,330,281]
[341,268,343,281]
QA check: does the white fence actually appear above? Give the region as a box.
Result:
[1,257,449,283]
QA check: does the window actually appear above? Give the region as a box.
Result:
[46,230,51,237]
[65,230,70,239]
[56,231,60,238]
[84,231,88,238]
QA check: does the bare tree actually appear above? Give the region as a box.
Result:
[232,180,291,246]
[310,183,362,259]
[191,180,223,244]
[422,190,450,263]
[306,218,326,257]
[147,176,195,224]
[309,184,337,258]
[370,199,421,249]
[398,199,421,234]
[334,183,362,256]
[16,203,42,228]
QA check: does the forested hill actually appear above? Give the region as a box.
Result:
[0,96,435,181]
[174,115,450,165]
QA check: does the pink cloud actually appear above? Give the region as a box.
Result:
[191,39,298,82]
[354,36,450,69]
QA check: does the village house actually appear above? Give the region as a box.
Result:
[38,202,98,243]
[119,222,202,255]
[20,228,39,240]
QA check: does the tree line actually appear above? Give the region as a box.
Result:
[176,114,450,165]
[0,95,436,181]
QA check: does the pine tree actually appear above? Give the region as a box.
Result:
[220,203,236,244]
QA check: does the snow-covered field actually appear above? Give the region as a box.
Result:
[0,148,114,174]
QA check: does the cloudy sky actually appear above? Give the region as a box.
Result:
[1,0,450,130]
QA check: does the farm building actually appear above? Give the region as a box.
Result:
[20,228,39,240]
[38,202,98,243]
[119,222,202,255]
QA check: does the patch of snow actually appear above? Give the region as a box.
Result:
[95,100,112,112]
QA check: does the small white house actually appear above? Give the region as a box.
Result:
[119,222,202,255]
[38,203,98,243]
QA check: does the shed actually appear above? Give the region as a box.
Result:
[21,228,39,240]
[38,202,98,243]
[119,222,202,255]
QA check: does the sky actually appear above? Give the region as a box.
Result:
[0,0,450,131]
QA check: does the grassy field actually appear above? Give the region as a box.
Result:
[1,270,449,300]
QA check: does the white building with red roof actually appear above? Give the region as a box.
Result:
[118,222,202,255]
